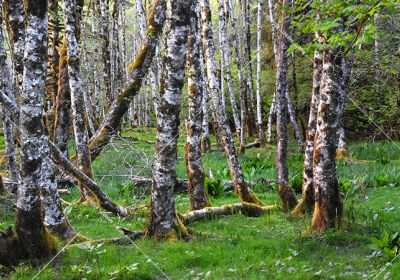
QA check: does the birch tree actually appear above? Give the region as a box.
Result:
[185,1,211,211]
[275,0,298,211]
[62,0,95,201]
[311,47,343,232]
[292,49,322,216]
[256,0,265,147]
[0,9,19,193]
[88,0,167,159]
[147,0,192,239]
[200,0,263,205]
[17,0,57,262]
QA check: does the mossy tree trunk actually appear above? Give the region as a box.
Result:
[62,0,96,202]
[146,0,193,240]
[17,0,57,262]
[275,0,298,211]
[293,50,322,216]
[88,0,167,160]
[184,1,211,211]
[200,0,263,205]
[311,47,343,233]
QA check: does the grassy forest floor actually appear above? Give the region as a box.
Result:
[0,127,399,279]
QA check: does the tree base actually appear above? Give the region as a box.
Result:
[278,184,298,211]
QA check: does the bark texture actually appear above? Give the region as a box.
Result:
[275,0,298,211]
[146,0,192,240]
[182,203,277,225]
[0,11,19,193]
[293,50,322,216]
[17,0,57,262]
[62,0,95,201]
[185,2,211,211]
[3,0,25,95]
[200,0,262,205]
[88,0,167,159]
[311,48,343,233]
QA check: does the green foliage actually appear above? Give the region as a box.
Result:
[204,176,225,198]
[371,230,400,260]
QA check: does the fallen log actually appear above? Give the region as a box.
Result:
[181,203,278,224]
[49,141,128,217]
[245,141,261,149]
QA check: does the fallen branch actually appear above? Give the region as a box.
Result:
[245,141,261,149]
[49,141,128,217]
[181,203,278,225]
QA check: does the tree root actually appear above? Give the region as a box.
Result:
[180,203,278,225]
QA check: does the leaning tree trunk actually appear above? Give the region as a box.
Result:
[200,0,263,205]
[293,50,322,216]
[311,47,343,233]
[275,0,298,211]
[63,0,96,201]
[17,0,57,263]
[0,12,19,193]
[184,2,211,211]
[256,0,265,147]
[88,0,167,160]
[146,0,192,240]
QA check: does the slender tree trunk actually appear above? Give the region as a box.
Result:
[241,0,257,137]
[293,50,322,216]
[63,0,96,201]
[88,0,167,160]
[256,0,265,147]
[17,0,57,263]
[311,48,343,233]
[217,0,241,138]
[286,84,304,150]
[275,0,298,211]
[201,0,263,205]
[147,0,192,240]
[100,0,112,108]
[200,50,211,153]
[53,40,71,158]
[336,50,354,158]
[185,2,211,211]
[0,12,19,193]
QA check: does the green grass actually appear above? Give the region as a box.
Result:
[0,130,399,279]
